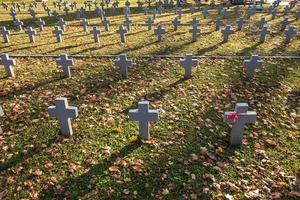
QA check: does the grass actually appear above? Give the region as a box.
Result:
[0,0,299,199]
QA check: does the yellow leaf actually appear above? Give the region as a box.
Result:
[128,135,138,142]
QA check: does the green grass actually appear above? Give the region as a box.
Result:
[0,1,299,199]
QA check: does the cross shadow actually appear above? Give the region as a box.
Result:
[197,41,224,55]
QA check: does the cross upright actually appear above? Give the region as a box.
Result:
[64,6,69,15]
[13,19,23,31]
[234,5,240,15]
[58,18,67,31]
[25,27,37,43]
[259,26,270,43]
[296,10,300,20]
[45,7,51,16]
[154,25,165,42]
[214,17,223,31]
[284,26,296,43]
[236,17,245,31]
[222,8,228,19]
[280,17,289,31]
[52,26,63,43]
[81,18,88,32]
[190,17,199,27]
[202,6,208,19]
[128,101,159,140]
[221,25,233,42]
[117,25,127,43]
[90,26,101,43]
[224,103,257,145]
[1,27,10,43]
[152,9,157,19]
[172,17,181,31]
[29,7,36,19]
[217,4,223,15]
[102,17,110,31]
[52,10,59,19]
[48,97,78,136]
[145,17,154,30]
[180,53,198,78]
[175,8,182,19]
[123,17,132,31]
[56,54,74,78]
[10,9,17,21]
[243,55,263,79]
[0,54,16,77]
[114,54,132,78]
[189,26,200,42]
[35,18,45,31]
[271,9,277,20]
[0,105,4,134]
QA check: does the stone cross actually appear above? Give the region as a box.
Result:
[64,6,69,15]
[0,54,16,77]
[58,18,66,32]
[45,7,51,16]
[259,26,270,43]
[189,26,200,42]
[284,26,296,43]
[221,25,233,42]
[13,19,23,31]
[283,5,289,15]
[29,7,36,19]
[296,10,300,20]
[48,97,78,136]
[271,9,277,20]
[1,27,10,43]
[236,17,245,31]
[175,8,182,19]
[152,9,157,19]
[124,17,132,31]
[75,9,81,19]
[243,55,263,79]
[114,54,132,78]
[172,17,181,31]
[52,10,59,19]
[117,25,127,43]
[202,6,208,19]
[214,17,223,31]
[56,54,74,78]
[25,27,37,43]
[154,25,166,42]
[102,17,110,31]
[258,17,267,29]
[222,8,228,19]
[128,101,159,140]
[52,26,63,43]
[145,17,154,30]
[217,4,223,15]
[35,18,45,31]
[90,26,101,43]
[80,18,88,32]
[234,5,240,15]
[224,103,257,145]
[180,53,198,78]
[143,7,149,15]
[280,17,289,31]
[0,105,4,134]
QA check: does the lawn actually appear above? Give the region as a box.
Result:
[0,0,299,199]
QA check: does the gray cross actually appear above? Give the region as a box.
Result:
[172,17,181,31]
[143,7,149,15]
[243,55,263,79]
[45,7,51,16]
[64,6,69,15]
[0,54,16,77]
[189,26,200,42]
[259,26,270,43]
[284,26,296,43]
[52,10,59,19]
[48,97,78,136]
[117,25,127,43]
[145,17,154,30]
[296,10,300,20]
[29,7,36,19]
[124,17,132,31]
[0,105,4,134]
[258,17,267,29]
[102,17,110,31]
[175,8,182,19]
[1,26,10,43]
[80,18,88,32]
[114,54,132,78]
[234,5,240,15]
[271,9,277,20]
[236,17,245,31]
[56,54,74,78]
[58,18,66,32]
[52,26,63,43]
[214,17,223,31]
[222,8,228,19]
[224,103,257,145]
[280,17,289,31]
[35,18,45,31]
[217,4,223,15]
[128,101,159,140]
[202,6,208,19]
[180,53,198,78]
[25,27,37,43]
[152,9,157,19]
[90,26,100,43]
[221,25,233,42]
[13,19,23,31]
[75,9,81,19]
[283,5,289,15]
[154,25,165,42]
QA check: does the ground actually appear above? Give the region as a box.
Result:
[0,0,299,199]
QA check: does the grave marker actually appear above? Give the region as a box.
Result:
[102,17,110,31]
[0,105,4,134]
[1,27,10,43]
[236,17,245,31]
[259,26,270,43]
[117,25,127,43]
[56,54,74,78]
[114,54,132,78]
[0,54,16,77]
[81,18,88,32]
[280,17,289,31]
[25,27,37,43]
[52,26,63,43]
[58,18,66,32]
[13,19,23,31]
[48,98,78,136]
[145,17,154,30]
[154,25,166,42]
[189,26,200,42]
[172,17,181,31]
[243,55,263,79]
[90,26,101,43]
[221,25,233,42]
[180,53,198,78]
[214,17,223,31]
[284,26,296,43]
[35,18,45,31]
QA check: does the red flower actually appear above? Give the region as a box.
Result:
[227,113,238,121]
